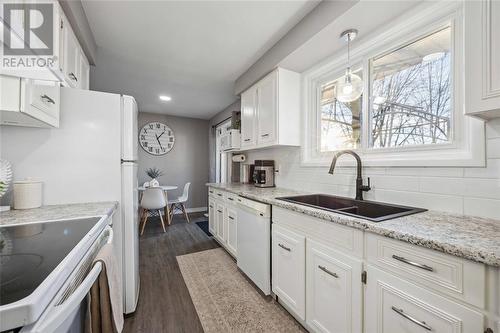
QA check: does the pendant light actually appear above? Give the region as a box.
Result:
[337,29,363,103]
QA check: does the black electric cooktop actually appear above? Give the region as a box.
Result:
[0,217,101,306]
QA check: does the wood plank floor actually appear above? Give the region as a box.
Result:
[123,213,219,333]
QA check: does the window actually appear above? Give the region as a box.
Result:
[302,1,485,167]
[320,72,362,151]
[370,27,452,148]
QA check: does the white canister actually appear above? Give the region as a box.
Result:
[13,179,43,210]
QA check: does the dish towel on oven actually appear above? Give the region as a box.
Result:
[85,243,124,333]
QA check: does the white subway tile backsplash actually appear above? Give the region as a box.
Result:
[462,178,500,199]
[419,177,464,195]
[487,138,500,158]
[375,189,463,213]
[464,197,500,220]
[370,175,419,191]
[486,118,500,139]
[464,159,500,178]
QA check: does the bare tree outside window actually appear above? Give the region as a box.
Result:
[320,74,362,152]
[371,27,452,148]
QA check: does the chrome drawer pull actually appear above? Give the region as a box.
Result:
[392,255,434,272]
[244,139,251,142]
[41,94,55,104]
[228,197,234,201]
[278,243,291,252]
[69,72,78,81]
[261,133,269,137]
[318,265,338,278]
[228,216,234,220]
[217,210,223,213]
[391,306,432,331]
[217,193,223,197]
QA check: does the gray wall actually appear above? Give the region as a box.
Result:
[138,112,209,209]
[208,100,241,182]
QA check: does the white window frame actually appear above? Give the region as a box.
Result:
[302,1,485,167]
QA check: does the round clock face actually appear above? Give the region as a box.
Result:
[139,122,175,155]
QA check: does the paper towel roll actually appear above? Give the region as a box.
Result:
[232,154,246,162]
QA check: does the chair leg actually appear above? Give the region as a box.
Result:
[181,203,190,223]
[169,203,174,223]
[140,210,149,235]
[158,210,166,233]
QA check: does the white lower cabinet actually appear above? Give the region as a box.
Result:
[306,239,363,333]
[225,206,237,256]
[208,198,216,235]
[365,265,484,333]
[215,202,225,243]
[272,225,306,320]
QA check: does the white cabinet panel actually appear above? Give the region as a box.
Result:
[62,18,80,88]
[241,87,257,148]
[465,0,500,119]
[226,206,237,256]
[306,239,362,333]
[215,202,225,243]
[79,50,90,90]
[272,225,306,320]
[257,71,277,145]
[0,75,21,111]
[365,265,484,333]
[208,198,216,235]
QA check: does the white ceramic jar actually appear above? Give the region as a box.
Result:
[13,179,43,209]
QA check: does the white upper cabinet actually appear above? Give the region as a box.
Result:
[465,0,500,120]
[0,75,60,128]
[239,68,300,150]
[0,1,90,90]
[241,86,257,148]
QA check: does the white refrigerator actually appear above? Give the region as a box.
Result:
[3,87,141,314]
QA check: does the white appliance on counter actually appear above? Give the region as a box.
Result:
[1,88,140,314]
[220,129,241,151]
[236,196,271,295]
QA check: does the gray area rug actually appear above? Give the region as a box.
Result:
[176,248,305,332]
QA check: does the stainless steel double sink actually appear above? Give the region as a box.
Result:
[276,194,427,222]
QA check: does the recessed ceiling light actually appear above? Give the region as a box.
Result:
[159,95,172,101]
[422,52,445,63]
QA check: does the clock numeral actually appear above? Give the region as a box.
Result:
[144,142,148,147]
[140,135,145,140]
[149,124,154,129]
[143,129,147,134]
[155,148,160,154]
[161,147,166,152]
[156,123,161,129]
[148,147,153,152]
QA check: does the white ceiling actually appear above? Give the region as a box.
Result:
[82,0,319,119]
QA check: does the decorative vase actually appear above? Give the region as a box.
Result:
[149,178,160,187]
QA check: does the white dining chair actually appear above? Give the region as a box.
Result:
[169,182,191,223]
[140,187,167,235]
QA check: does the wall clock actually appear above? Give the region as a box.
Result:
[139,122,175,155]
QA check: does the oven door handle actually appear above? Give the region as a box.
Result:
[28,262,102,333]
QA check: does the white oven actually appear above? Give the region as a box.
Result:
[20,225,113,333]
[220,129,241,151]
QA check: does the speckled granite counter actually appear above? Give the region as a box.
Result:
[207,183,500,267]
[0,202,118,226]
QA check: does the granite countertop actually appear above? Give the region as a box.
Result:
[207,183,500,267]
[0,202,118,226]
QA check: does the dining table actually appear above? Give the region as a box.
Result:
[138,185,178,225]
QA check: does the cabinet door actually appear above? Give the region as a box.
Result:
[79,49,90,90]
[257,71,277,145]
[24,81,60,127]
[216,202,225,243]
[208,198,216,235]
[241,87,257,148]
[63,25,80,88]
[465,0,500,118]
[0,75,21,111]
[306,239,362,333]
[226,206,237,256]
[272,225,306,320]
[365,265,484,333]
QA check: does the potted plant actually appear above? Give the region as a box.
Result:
[145,167,164,187]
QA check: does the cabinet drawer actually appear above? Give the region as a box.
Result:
[366,233,485,308]
[365,265,484,333]
[273,207,363,259]
[214,189,224,200]
[224,192,238,204]
[208,187,216,198]
[25,82,60,127]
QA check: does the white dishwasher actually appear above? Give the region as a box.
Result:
[236,196,271,295]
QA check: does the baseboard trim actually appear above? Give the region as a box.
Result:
[169,206,207,215]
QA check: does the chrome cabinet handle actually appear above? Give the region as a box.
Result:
[318,265,338,278]
[228,216,234,220]
[69,72,78,82]
[391,306,432,331]
[41,94,55,104]
[209,190,214,193]
[228,197,234,201]
[209,205,214,208]
[261,133,269,137]
[392,255,434,272]
[244,138,251,142]
[217,193,223,197]
[217,210,222,213]
[278,243,291,252]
